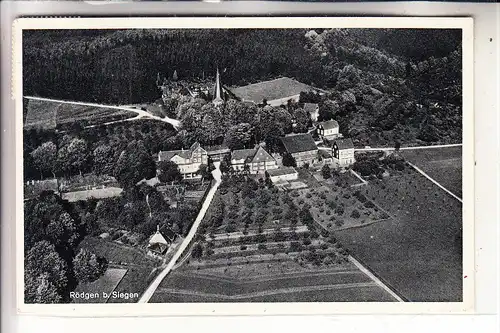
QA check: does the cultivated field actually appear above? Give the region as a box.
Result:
[78,237,162,303]
[402,146,462,197]
[334,171,463,301]
[24,99,58,129]
[151,258,396,302]
[23,98,136,130]
[73,268,127,303]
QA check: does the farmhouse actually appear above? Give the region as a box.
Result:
[266,167,299,183]
[230,77,325,107]
[332,138,355,167]
[317,120,340,141]
[303,103,319,122]
[158,142,208,179]
[280,133,319,167]
[231,146,278,174]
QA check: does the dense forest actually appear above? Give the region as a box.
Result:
[23,28,461,104]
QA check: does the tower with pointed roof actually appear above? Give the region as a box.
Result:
[212,68,225,107]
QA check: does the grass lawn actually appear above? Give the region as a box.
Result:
[73,268,127,303]
[61,187,123,202]
[334,171,463,301]
[79,237,162,303]
[402,146,462,197]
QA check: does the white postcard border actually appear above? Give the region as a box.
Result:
[13,16,474,316]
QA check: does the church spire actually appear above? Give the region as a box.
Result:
[213,68,224,107]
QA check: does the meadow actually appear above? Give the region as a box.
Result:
[402,146,462,197]
[334,171,463,301]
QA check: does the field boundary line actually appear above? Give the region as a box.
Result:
[348,255,404,302]
[407,162,463,203]
[350,169,368,185]
[174,269,364,284]
[156,282,378,300]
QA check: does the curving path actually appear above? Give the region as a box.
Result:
[24,96,181,129]
[138,162,222,303]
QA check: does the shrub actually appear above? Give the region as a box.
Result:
[303,238,312,246]
[351,210,361,218]
[240,245,247,250]
[305,192,313,199]
[364,201,375,208]
[257,243,267,250]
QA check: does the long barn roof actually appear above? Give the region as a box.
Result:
[230,77,324,104]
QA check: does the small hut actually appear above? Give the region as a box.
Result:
[148,225,170,255]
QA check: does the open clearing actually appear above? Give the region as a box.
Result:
[334,171,462,301]
[402,146,462,197]
[73,268,127,303]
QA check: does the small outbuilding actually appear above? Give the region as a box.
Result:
[147,225,171,255]
[266,167,299,183]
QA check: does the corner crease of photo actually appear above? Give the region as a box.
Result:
[13,16,474,316]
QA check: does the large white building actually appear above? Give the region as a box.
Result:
[157,142,208,179]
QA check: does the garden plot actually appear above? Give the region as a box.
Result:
[289,183,390,231]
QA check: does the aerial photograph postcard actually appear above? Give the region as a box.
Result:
[16,17,473,313]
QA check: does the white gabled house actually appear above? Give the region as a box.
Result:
[231,146,278,174]
[317,120,340,141]
[332,138,355,167]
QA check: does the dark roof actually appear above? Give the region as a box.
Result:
[230,77,324,104]
[250,146,275,164]
[158,150,190,161]
[319,120,339,130]
[266,167,298,177]
[303,103,318,113]
[281,134,318,154]
[334,138,354,150]
[231,149,256,161]
[158,142,203,161]
[231,146,275,164]
[206,144,230,154]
